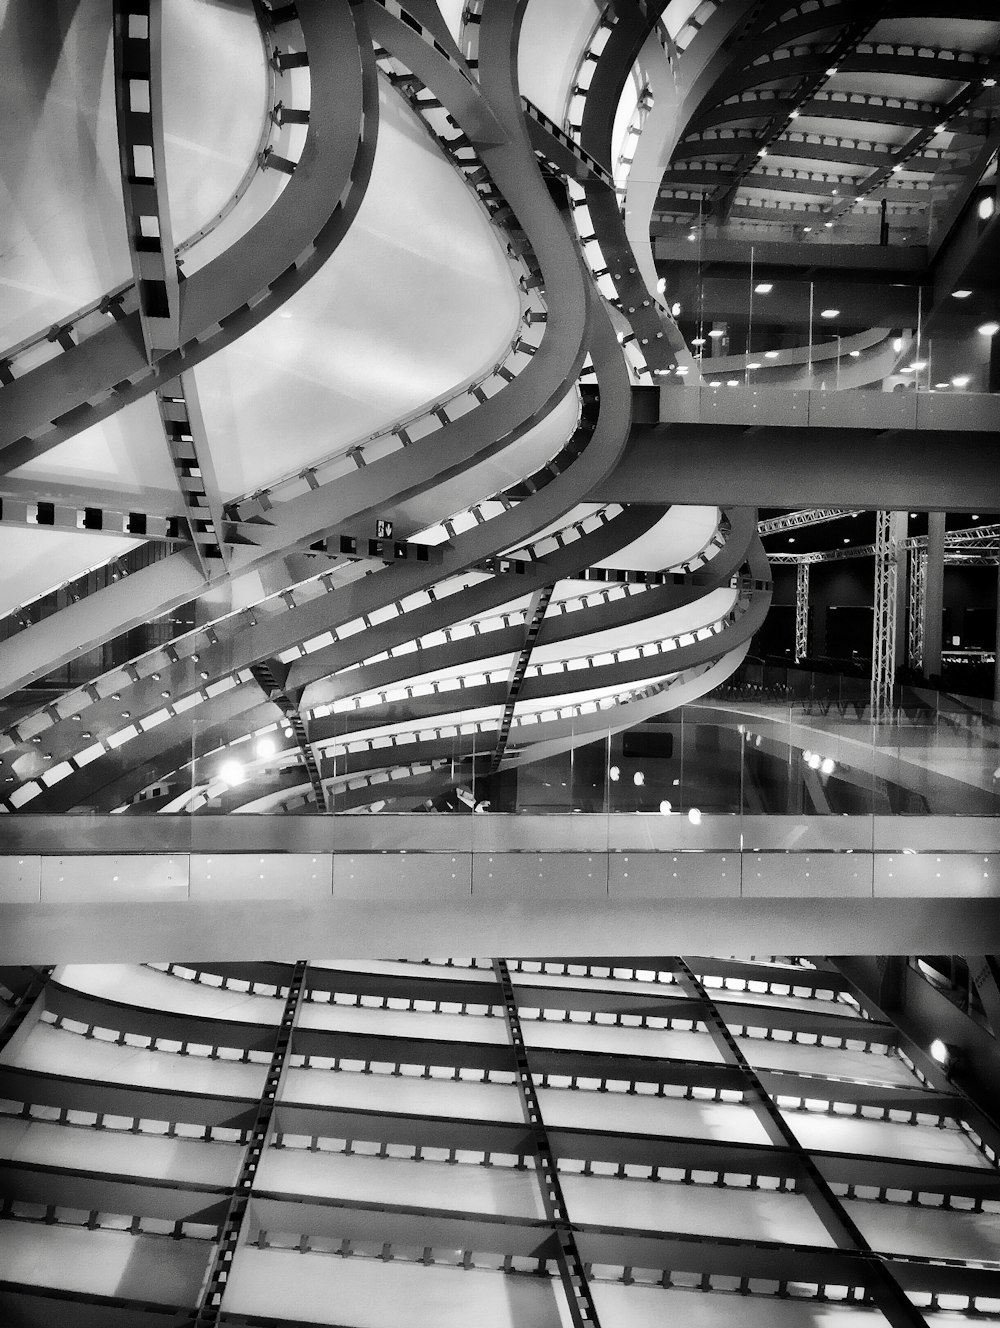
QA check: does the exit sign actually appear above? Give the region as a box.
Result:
[376,519,393,539]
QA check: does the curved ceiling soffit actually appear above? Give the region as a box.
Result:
[3,7,637,812]
[1,2,765,814]
[0,0,380,473]
[571,0,691,367]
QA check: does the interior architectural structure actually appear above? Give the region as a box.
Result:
[2,0,1000,1322]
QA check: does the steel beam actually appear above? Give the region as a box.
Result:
[494,958,602,1328]
[676,959,928,1328]
[193,959,307,1325]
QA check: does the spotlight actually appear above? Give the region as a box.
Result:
[755,283,773,294]
[978,195,995,221]
[609,765,620,782]
[219,759,245,787]
[659,800,672,815]
[820,758,835,775]
[256,736,277,759]
[930,1039,961,1074]
[978,322,1000,336]
[688,807,702,825]
[808,753,822,770]
[633,771,645,787]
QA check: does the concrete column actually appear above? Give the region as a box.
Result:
[924,511,946,679]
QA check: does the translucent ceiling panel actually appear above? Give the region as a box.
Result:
[592,507,720,572]
[1,1022,267,1099]
[298,1003,507,1045]
[0,528,139,618]
[518,0,604,123]
[561,1175,834,1248]
[592,1282,893,1328]
[513,971,679,999]
[282,1068,524,1124]
[0,1220,211,1304]
[523,1020,723,1064]
[780,1110,992,1168]
[161,0,267,245]
[538,1089,773,1145]
[313,960,484,984]
[0,0,129,345]
[256,1149,546,1221]
[0,0,266,347]
[738,1038,922,1087]
[0,1116,243,1187]
[56,964,286,1024]
[716,988,865,1018]
[223,1248,569,1328]
[194,81,521,500]
[8,396,183,511]
[843,1197,1000,1262]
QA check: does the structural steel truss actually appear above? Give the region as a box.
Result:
[1,956,999,1323]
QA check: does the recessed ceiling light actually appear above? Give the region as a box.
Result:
[826,67,838,76]
[789,537,796,544]
[908,360,927,370]
[820,309,840,318]
[803,226,813,233]
[755,282,773,294]
[952,289,973,298]
[934,383,949,390]
[747,361,762,369]
[984,78,997,88]
[978,322,1000,336]
[892,337,904,352]
[691,337,706,346]
[708,328,726,338]
[973,515,980,521]
[687,232,697,241]
[849,350,861,358]
[764,350,780,359]
[789,110,800,119]
[709,381,721,388]
[843,538,850,544]
[676,366,690,375]
[952,374,971,387]
[727,379,739,386]
[824,222,834,229]
[978,196,995,220]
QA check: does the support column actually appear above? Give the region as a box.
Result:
[794,561,809,662]
[907,550,926,671]
[871,511,906,721]
[924,511,946,680]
